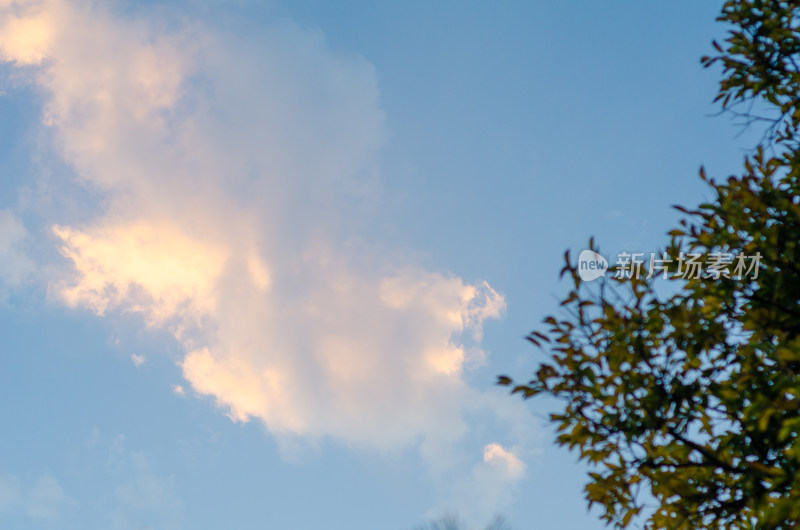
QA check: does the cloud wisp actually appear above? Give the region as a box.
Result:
[0,0,535,518]
[0,209,32,301]
[0,468,75,523]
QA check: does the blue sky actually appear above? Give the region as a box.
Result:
[0,1,755,529]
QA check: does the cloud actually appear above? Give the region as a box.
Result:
[482,443,526,479]
[130,353,145,368]
[0,0,535,519]
[105,435,181,530]
[0,1,54,65]
[428,443,528,523]
[53,222,227,325]
[26,475,71,520]
[0,471,21,513]
[0,209,32,300]
[0,468,75,522]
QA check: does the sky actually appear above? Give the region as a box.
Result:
[0,1,757,529]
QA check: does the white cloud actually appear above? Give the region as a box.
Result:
[427,443,528,523]
[482,443,526,479]
[26,474,71,520]
[0,468,75,522]
[111,451,180,530]
[0,0,535,519]
[130,353,145,368]
[0,209,32,300]
[100,433,182,530]
[0,471,21,512]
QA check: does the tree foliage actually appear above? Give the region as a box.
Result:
[414,514,511,530]
[500,1,800,528]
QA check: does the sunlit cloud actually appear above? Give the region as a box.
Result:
[0,0,535,518]
[53,221,227,327]
[483,443,526,479]
[0,2,53,66]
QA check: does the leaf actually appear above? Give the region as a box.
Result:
[496,375,512,386]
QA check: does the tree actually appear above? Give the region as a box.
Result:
[414,514,511,530]
[500,1,800,528]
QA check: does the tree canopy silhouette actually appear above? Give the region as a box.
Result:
[501,1,800,528]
